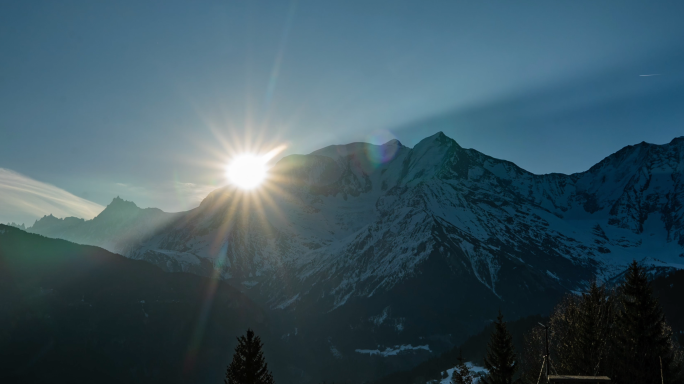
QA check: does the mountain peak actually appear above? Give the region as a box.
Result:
[670,136,684,145]
[95,197,142,219]
[413,131,460,152]
[382,138,403,147]
[29,214,84,232]
[108,196,139,209]
[31,214,59,229]
[587,135,684,175]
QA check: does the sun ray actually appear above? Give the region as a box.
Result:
[181,120,292,367]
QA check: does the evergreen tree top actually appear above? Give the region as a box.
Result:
[614,261,682,384]
[483,311,517,384]
[225,328,275,384]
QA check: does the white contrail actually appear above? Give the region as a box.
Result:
[639,74,661,77]
[0,168,104,225]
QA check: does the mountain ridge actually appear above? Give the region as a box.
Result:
[28,132,684,296]
[24,132,684,378]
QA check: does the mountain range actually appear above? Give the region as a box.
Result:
[24,132,684,382]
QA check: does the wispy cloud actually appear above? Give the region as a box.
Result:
[0,168,104,225]
[639,74,662,77]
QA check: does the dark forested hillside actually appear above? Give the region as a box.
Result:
[372,315,545,384]
[0,225,283,384]
[652,269,684,344]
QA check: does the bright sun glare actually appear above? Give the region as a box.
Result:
[226,154,268,190]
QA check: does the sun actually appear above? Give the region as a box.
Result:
[226,154,268,190]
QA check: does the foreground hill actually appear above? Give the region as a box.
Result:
[25,133,684,381]
[0,225,280,384]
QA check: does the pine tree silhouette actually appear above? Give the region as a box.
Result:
[564,281,616,376]
[225,329,275,384]
[614,261,682,384]
[451,349,473,384]
[482,311,517,384]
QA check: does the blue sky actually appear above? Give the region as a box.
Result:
[1,1,683,224]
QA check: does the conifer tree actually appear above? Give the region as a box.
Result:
[451,349,473,384]
[614,261,682,384]
[519,268,684,383]
[225,329,275,384]
[552,281,616,377]
[482,311,517,384]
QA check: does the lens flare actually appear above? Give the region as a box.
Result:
[366,130,400,166]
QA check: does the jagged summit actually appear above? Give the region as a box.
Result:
[5,222,26,230]
[28,196,176,253]
[92,196,171,222]
[30,214,84,231]
[106,196,140,210]
[97,196,141,216]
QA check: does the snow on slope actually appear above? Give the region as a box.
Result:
[355,344,431,357]
[433,362,488,384]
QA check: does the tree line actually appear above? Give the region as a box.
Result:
[453,261,684,384]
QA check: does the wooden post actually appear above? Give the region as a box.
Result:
[545,326,549,382]
[539,322,549,383]
[660,356,664,384]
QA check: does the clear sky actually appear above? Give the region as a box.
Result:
[1,1,684,224]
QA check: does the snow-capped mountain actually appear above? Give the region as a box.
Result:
[126,133,684,301]
[28,133,684,361]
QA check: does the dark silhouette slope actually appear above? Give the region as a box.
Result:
[0,225,281,384]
